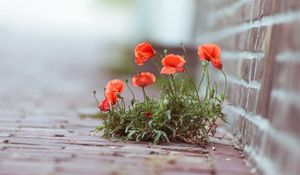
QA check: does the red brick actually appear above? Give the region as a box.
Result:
[269,96,300,136]
[273,61,300,91]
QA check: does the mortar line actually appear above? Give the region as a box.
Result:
[212,0,251,23]
[244,145,284,175]
[198,11,300,43]
[218,74,261,89]
[225,105,300,155]
[222,50,264,60]
[271,89,300,104]
[276,50,300,63]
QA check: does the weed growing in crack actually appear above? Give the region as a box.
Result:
[92,42,227,146]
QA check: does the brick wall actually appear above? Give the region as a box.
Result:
[193,1,300,175]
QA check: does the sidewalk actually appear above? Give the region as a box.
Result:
[0,109,253,175]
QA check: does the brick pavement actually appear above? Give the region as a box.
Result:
[0,108,253,175]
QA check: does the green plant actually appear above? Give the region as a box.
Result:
[93,42,227,146]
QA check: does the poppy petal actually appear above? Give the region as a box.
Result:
[160,66,177,74]
[98,98,110,112]
[197,43,221,61]
[132,72,156,87]
[134,42,156,66]
[161,54,185,74]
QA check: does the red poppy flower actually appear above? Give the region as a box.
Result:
[144,112,153,119]
[105,79,124,94]
[104,91,118,105]
[132,72,156,88]
[160,54,186,74]
[197,43,221,61]
[105,79,124,105]
[135,42,156,66]
[98,98,110,112]
[211,58,223,69]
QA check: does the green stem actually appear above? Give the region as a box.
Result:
[93,91,103,114]
[221,69,227,105]
[121,98,126,111]
[211,82,217,104]
[126,81,136,102]
[142,87,148,101]
[207,116,218,136]
[185,70,201,104]
[221,69,227,97]
[207,65,211,84]
[166,75,175,98]
[170,74,177,93]
[214,82,218,101]
[204,63,210,100]
[180,43,187,58]
[197,71,205,92]
[110,105,115,114]
[93,91,99,104]
[170,74,180,104]
[116,101,122,111]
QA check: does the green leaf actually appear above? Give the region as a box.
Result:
[141,132,148,139]
[166,124,176,137]
[220,93,225,100]
[220,114,228,123]
[200,125,208,141]
[93,125,105,132]
[161,131,170,142]
[136,133,142,141]
[165,110,171,120]
[148,120,153,129]
[125,125,131,133]
[126,130,137,140]
[154,130,162,144]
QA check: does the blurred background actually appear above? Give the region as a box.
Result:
[0,0,196,113]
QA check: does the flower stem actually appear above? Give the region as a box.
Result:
[142,87,148,101]
[121,97,126,111]
[93,91,103,114]
[116,101,122,110]
[126,80,136,102]
[221,69,227,103]
[197,70,205,92]
[185,70,201,104]
[204,62,210,100]
[93,90,99,105]
[170,74,177,93]
[165,75,175,98]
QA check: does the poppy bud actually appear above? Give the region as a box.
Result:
[131,98,135,105]
[144,112,153,119]
[116,93,122,98]
[163,49,168,55]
